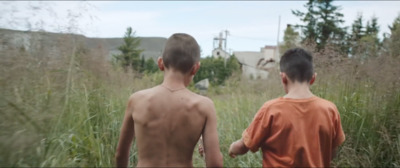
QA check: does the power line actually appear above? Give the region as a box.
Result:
[229,34,269,42]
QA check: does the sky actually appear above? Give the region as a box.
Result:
[1,1,400,57]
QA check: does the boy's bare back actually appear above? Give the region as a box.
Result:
[133,86,219,167]
[115,33,222,167]
[116,85,221,167]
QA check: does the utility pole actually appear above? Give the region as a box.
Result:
[224,29,229,51]
[276,15,281,62]
[212,30,229,67]
[224,30,229,67]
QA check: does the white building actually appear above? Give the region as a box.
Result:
[212,48,230,59]
[212,30,230,59]
[233,45,279,80]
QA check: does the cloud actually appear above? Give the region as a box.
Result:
[91,10,162,37]
[1,1,399,57]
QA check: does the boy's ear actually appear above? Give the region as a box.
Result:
[309,72,317,85]
[190,62,201,75]
[157,57,165,71]
[280,72,288,85]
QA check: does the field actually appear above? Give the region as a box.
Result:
[0,36,400,167]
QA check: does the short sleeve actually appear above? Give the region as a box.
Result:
[242,107,271,153]
[333,107,345,148]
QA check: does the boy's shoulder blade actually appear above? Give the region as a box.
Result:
[192,94,215,115]
[129,87,157,100]
[197,95,214,107]
[198,94,213,104]
[186,91,213,104]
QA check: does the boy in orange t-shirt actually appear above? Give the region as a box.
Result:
[228,48,345,167]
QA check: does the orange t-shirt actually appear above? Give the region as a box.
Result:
[242,96,345,167]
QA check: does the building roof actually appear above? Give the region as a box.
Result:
[263,45,277,50]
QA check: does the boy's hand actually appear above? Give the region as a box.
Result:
[198,143,204,157]
[228,139,249,158]
[198,136,204,157]
[228,142,238,158]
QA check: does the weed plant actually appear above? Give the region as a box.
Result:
[0,37,399,167]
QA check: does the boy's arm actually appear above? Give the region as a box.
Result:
[201,98,223,167]
[115,96,135,167]
[228,139,249,158]
[332,105,345,160]
[230,106,270,158]
[332,148,338,160]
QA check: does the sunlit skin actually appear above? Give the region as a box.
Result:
[115,57,223,167]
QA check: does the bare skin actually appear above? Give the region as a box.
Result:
[228,139,248,158]
[115,59,223,167]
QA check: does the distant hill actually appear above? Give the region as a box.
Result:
[0,28,167,61]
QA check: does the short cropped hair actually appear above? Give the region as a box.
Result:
[279,48,314,83]
[162,33,200,74]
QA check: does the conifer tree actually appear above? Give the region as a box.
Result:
[348,14,365,57]
[280,24,300,53]
[113,27,143,72]
[292,0,346,51]
[388,14,400,57]
[359,16,381,59]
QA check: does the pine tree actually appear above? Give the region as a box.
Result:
[388,14,400,57]
[280,24,300,53]
[292,0,318,43]
[113,27,143,72]
[348,13,365,57]
[359,16,380,59]
[351,13,364,42]
[348,15,381,60]
[365,16,379,36]
[144,58,158,74]
[292,0,346,51]
[139,56,146,73]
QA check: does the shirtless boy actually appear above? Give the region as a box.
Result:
[115,33,223,167]
[228,48,345,167]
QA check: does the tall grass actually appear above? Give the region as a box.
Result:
[0,37,399,167]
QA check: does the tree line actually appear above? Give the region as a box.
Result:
[112,27,158,74]
[114,0,400,85]
[281,0,400,60]
[113,27,240,85]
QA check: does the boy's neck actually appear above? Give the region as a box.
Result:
[284,82,314,99]
[162,69,192,89]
